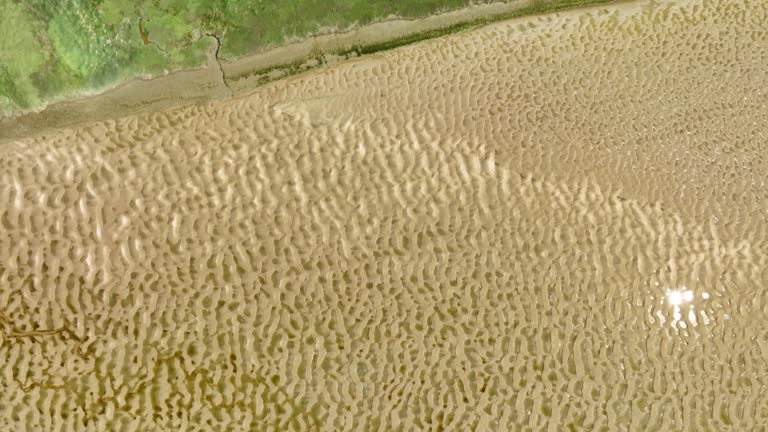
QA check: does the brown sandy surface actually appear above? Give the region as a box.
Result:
[2,0,768,430]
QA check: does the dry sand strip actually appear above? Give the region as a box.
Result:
[2,0,768,430]
[0,0,600,144]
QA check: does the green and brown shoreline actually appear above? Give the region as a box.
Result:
[0,0,613,143]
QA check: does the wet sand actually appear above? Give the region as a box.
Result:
[2,0,768,430]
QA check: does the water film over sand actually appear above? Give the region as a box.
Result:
[1,0,768,430]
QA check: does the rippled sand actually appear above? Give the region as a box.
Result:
[2,0,768,430]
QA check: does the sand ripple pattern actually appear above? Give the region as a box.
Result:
[2,0,768,430]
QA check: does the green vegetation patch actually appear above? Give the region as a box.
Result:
[0,0,46,110]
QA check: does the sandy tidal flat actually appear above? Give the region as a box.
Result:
[2,0,768,430]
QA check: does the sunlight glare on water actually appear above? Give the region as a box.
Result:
[666,288,694,306]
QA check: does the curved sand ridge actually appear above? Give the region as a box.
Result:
[2,0,768,430]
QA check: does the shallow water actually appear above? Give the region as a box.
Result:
[1,0,768,430]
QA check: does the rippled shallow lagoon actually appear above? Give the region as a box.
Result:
[1,0,767,430]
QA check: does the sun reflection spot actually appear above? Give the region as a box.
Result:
[667,288,693,306]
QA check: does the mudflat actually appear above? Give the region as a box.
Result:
[1,0,767,430]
